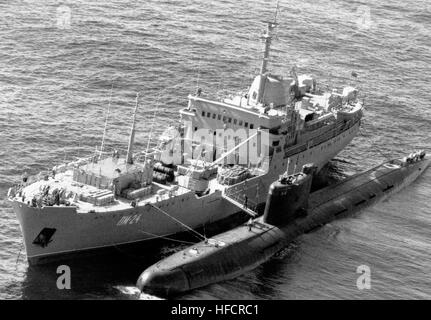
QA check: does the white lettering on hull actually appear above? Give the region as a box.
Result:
[117,213,142,226]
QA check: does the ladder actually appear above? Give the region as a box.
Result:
[221,192,258,218]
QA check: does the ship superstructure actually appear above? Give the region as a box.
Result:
[7,19,364,265]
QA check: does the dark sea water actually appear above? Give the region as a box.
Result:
[0,0,430,299]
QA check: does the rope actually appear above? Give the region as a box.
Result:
[15,240,24,273]
[76,112,90,159]
[196,58,202,91]
[110,227,198,260]
[148,203,206,242]
[144,93,161,161]
[210,130,259,166]
[139,230,196,245]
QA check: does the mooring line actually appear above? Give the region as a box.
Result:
[139,230,196,245]
[15,240,24,273]
[148,203,206,242]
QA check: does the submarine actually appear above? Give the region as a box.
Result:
[137,150,429,296]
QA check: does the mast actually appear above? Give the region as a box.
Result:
[257,2,279,104]
[126,93,139,164]
[99,83,113,160]
[259,23,276,76]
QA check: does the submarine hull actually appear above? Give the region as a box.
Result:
[137,154,430,296]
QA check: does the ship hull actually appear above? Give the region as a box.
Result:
[11,121,360,265]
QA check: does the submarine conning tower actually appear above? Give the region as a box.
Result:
[263,164,317,226]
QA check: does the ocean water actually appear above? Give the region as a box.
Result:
[0,0,430,299]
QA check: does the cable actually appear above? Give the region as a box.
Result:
[15,240,24,273]
[139,230,196,245]
[148,203,206,242]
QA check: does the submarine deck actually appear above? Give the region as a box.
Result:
[154,220,278,270]
[308,159,405,209]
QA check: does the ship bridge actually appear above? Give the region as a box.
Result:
[174,93,293,167]
[180,93,291,133]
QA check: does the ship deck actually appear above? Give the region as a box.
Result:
[18,170,194,213]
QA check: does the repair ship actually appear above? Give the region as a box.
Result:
[7,19,363,265]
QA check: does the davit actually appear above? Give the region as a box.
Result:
[137,151,429,296]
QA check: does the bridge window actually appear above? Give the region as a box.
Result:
[234,119,237,125]
[202,111,205,116]
[223,116,226,122]
[218,114,221,120]
[250,124,254,129]
[245,122,248,128]
[207,112,211,118]
[228,117,232,123]
[212,113,216,119]
[239,120,243,126]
